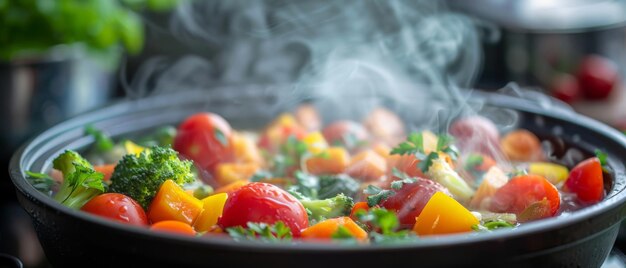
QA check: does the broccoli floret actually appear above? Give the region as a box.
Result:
[318,174,360,199]
[53,150,93,175]
[300,194,354,222]
[109,146,195,209]
[52,150,105,209]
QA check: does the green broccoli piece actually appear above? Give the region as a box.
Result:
[300,194,354,222]
[52,150,105,209]
[109,146,195,209]
[318,174,360,199]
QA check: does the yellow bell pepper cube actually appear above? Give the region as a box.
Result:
[529,162,569,185]
[148,180,204,225]
[215,163,259,185]
[193,193,228,232]
[302,131,329,155]
[124,140,147,156]
[413,192,479,236]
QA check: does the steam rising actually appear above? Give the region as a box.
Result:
[128,0,484,132]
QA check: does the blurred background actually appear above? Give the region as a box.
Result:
[2,0,626,267]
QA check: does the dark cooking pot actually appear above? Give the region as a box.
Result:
[9,88,626,268]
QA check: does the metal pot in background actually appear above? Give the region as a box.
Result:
[449,0,626,89]
[0,45,119,268]
[0,45,119,199]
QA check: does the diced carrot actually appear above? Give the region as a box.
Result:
[346,150,387,181]
[301,217,368,241]
[258,114,307,152]
[230,132,263,165]
[413,192,479,236]
[150,220,196,236]
[214,162,259,186]
[469,166,508,209]
[349,202,370,219]
[94,164,116,182]
[214,180,249,194]
[501,129,544,162]
[305,147,350,175]
[302,131,329,155]
[147,180,204,225]
[294,104,322,132]
[371,142,391,159]
[193,193,228,232]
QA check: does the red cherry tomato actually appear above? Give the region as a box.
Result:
[218,182,309,236]
[490,175,560,220]
[564,157,604,204]
[380,177,451,227]
[173,113,233,172]
[551,73,581,104]
[577,55,618,100]
[322,120,369,149]
[81,193,148,226]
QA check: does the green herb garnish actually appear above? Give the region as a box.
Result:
[364,185,393,207]
[390,132,424,156]
[226,221,293,242]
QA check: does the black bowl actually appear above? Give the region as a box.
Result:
[9,88,626,268]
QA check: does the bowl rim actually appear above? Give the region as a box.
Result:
[9,89,626,252]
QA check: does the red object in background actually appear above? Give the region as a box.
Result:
[577,55,618,100]
[551,73,581,104]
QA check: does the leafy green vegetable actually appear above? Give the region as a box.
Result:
[317,174,360,199]
[85,125,114,153]
[355,208,415,242]
[364,185,393,207]
[289,171,319,199]
[595,149,608,166]
[390,132,424,156]
[25,171,56,194]
[435,134,459,160]
[331,226,355,240]
[390,177,417,190]
[139,126,177,147]
[250,170,274,182]
[472,220,516,232]
[109,146,195,209]
[417,152,439,173]
[226,221,293,242]
[426,157,474,202]
[299,194,354,223]
[192,185,213,199]
[51,150,106,209]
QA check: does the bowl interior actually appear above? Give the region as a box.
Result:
[9,87,626,250]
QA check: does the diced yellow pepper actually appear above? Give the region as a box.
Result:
[302,131,329,155]
[215,163,259,185]
[193,193,228,232]
[529,162,569,185]
[124,140,146,156]
[148,180,204,225]
[413,192,479,236]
